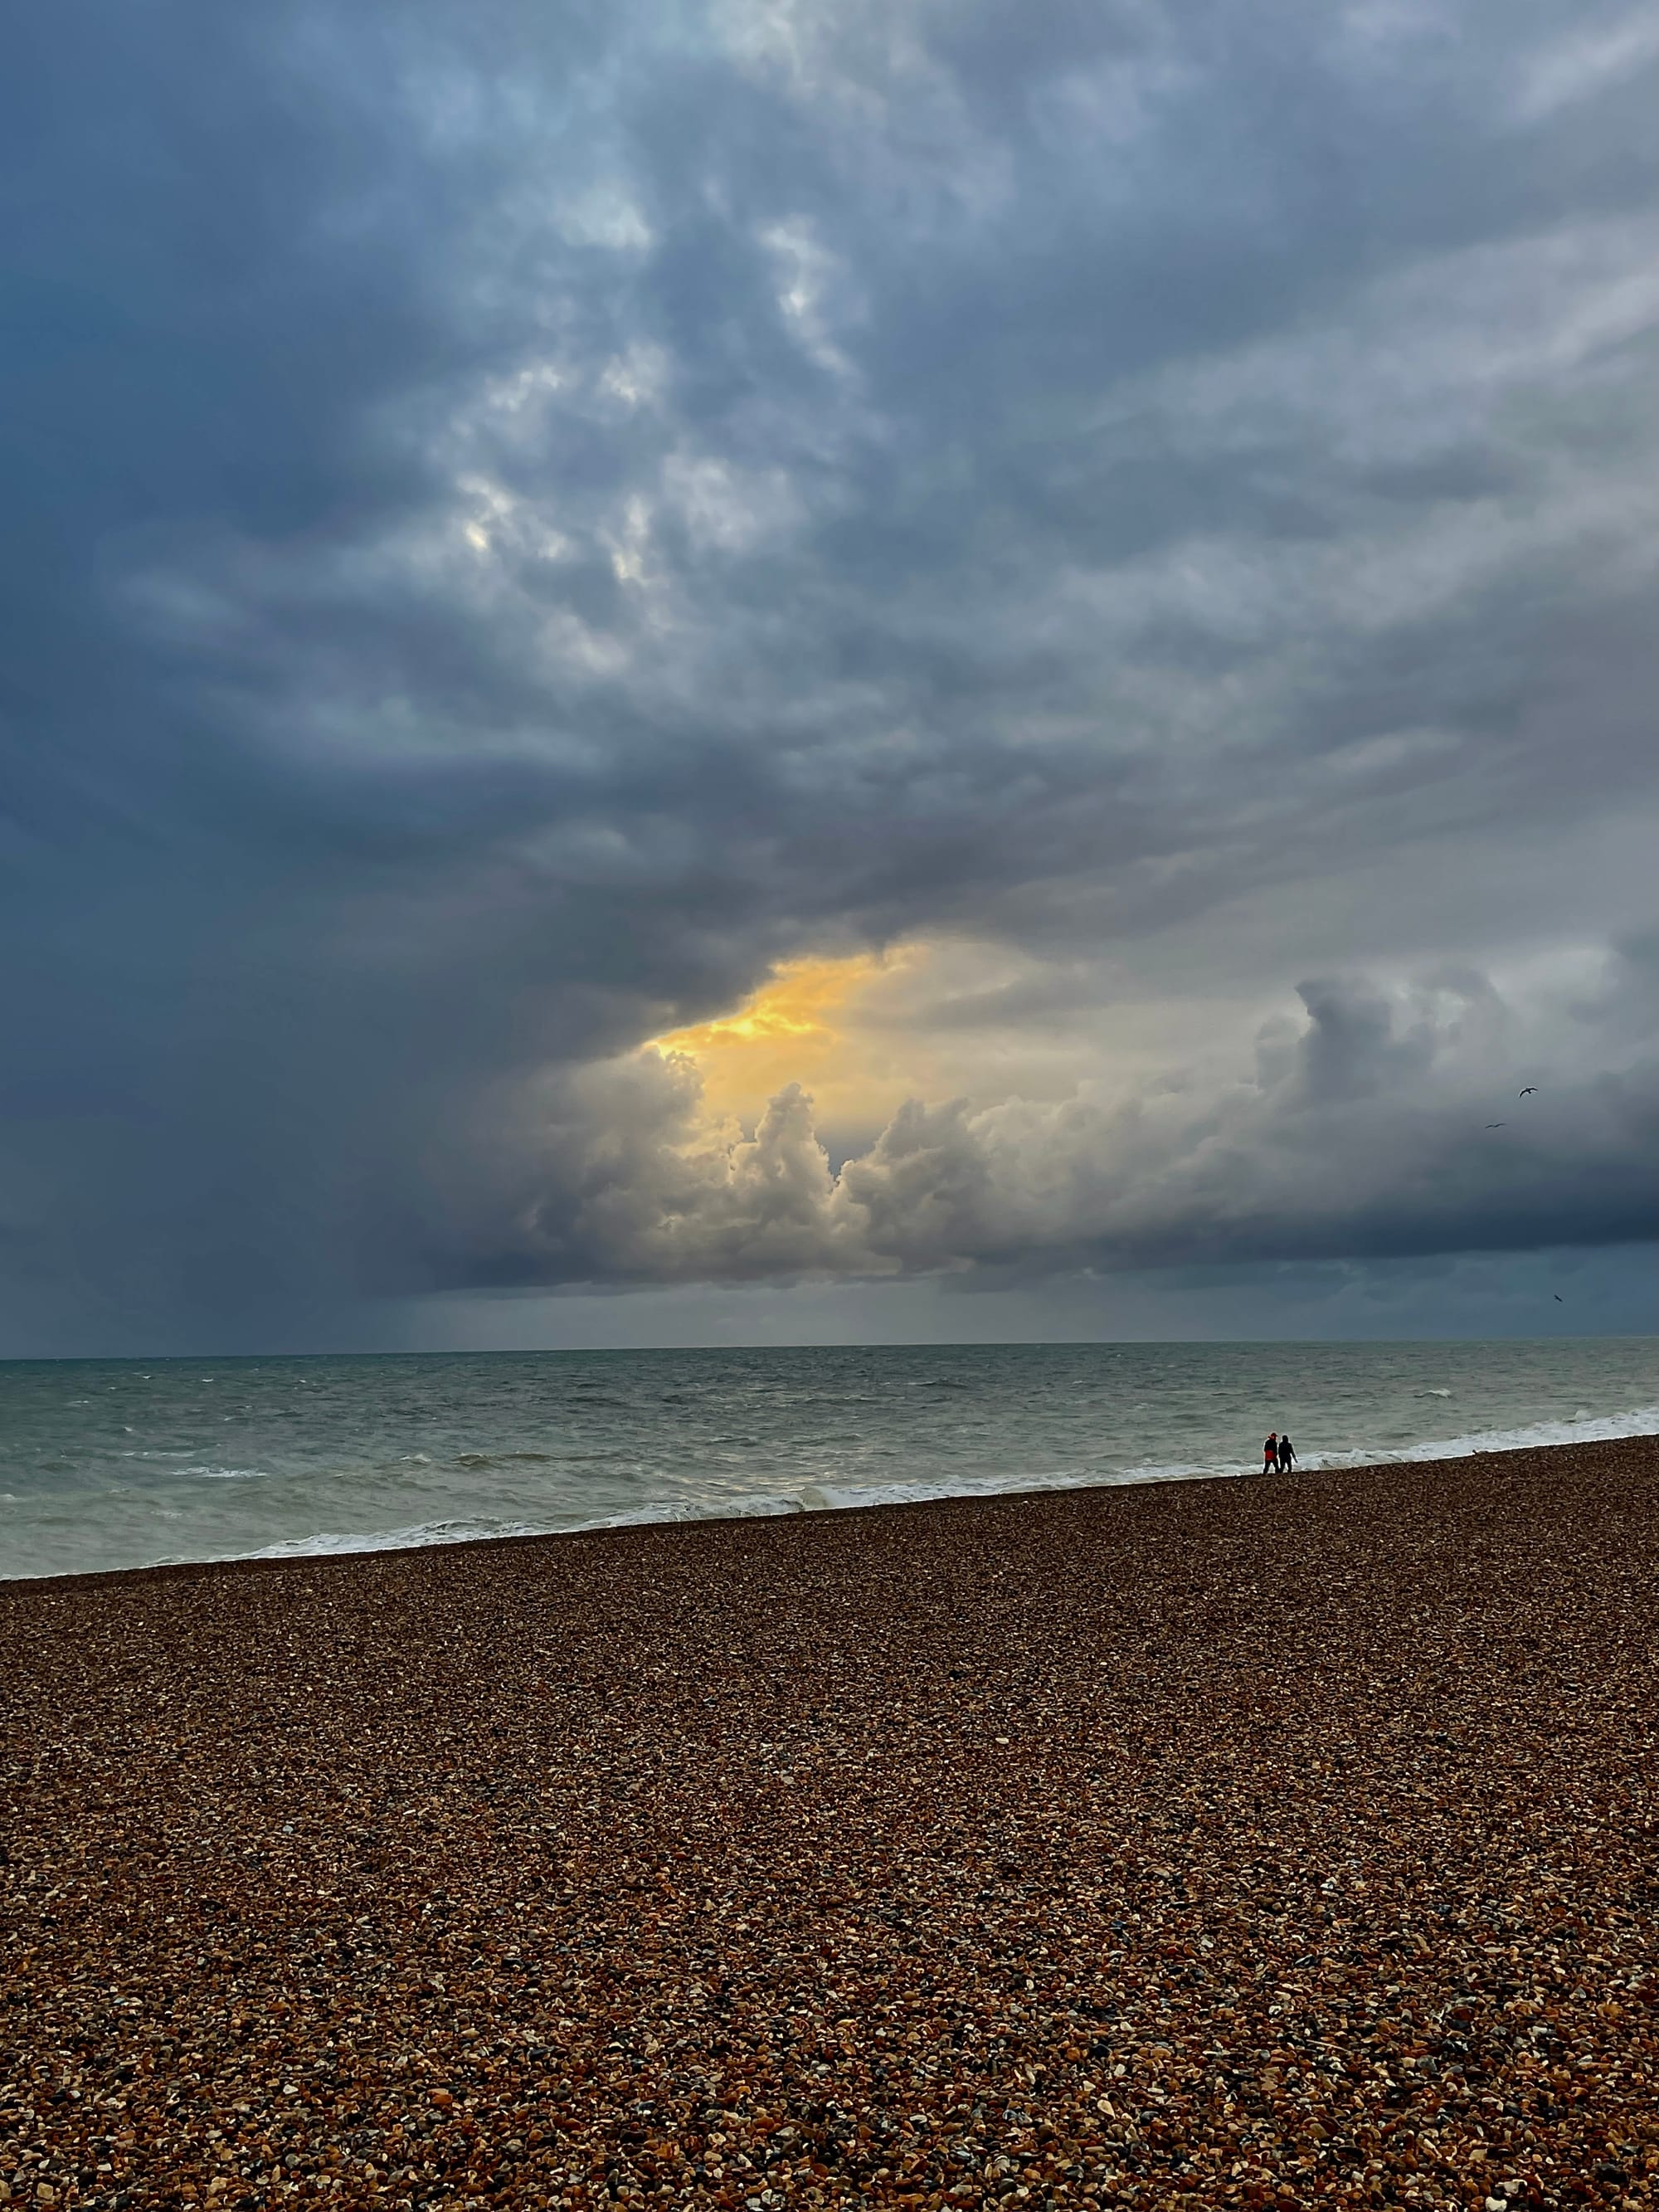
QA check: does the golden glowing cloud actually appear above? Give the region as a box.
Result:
[649,947,929,1132]
[643,936,1163,1140]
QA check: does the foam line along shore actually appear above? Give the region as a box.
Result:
[2,1434,1656,2208]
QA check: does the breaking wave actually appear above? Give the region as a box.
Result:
[220,1401,1659,1566]
[243,1517,549,1560]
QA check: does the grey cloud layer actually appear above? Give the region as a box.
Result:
[432,954,1659,1288]
[2,0,1658,1347]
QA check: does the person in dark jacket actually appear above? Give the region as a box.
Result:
[1277,1433,1296,1473]
[1262,1432,1278,1476]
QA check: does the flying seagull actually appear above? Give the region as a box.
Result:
[1519,1087,1538,1097]
[1485,1122,1506,1128]
[1554,1294,1564,1303]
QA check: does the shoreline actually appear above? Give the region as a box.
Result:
[9,1422,1659,1595]
[3,1433,1657,2209]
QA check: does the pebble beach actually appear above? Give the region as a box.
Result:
[2,1437,1657,2212]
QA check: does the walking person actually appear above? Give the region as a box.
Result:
[1277,1432,1296,1474]
[1262,1431,1278,1477]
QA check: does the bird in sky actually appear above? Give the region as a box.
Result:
[1554,1294,1564,1303]
[1485,1122,1506,1128]
[1519,1087,1539,1097]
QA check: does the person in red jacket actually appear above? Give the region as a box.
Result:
[1262,1431,1278,1476]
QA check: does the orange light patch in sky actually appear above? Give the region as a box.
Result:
[649,948,927,1130]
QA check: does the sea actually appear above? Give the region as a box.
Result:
[1,1337,1655,1582]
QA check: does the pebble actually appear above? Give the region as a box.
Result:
[2,1436,1657,2209]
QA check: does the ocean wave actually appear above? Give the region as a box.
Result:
[1301,1403,1659,1471]
[17,1395,1657,1581]
[586,1493,806,1528]
[539,1401,1659,1533]
[214,1400,1659,1566]
[243,1517,549,1560]
[453,1450,558,1469]
[182,1465,270,1481]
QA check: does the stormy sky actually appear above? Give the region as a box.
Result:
[4,0,1658,1355]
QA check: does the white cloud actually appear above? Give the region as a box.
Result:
[1511,11,1659,124]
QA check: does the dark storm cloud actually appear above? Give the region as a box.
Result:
[3,0,1659,1348]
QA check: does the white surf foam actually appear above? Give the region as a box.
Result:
[243,1517,549,1560]
[585,1493,806,1528]
[239,1495,813,1561]
[1301,1402,1659,1471]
